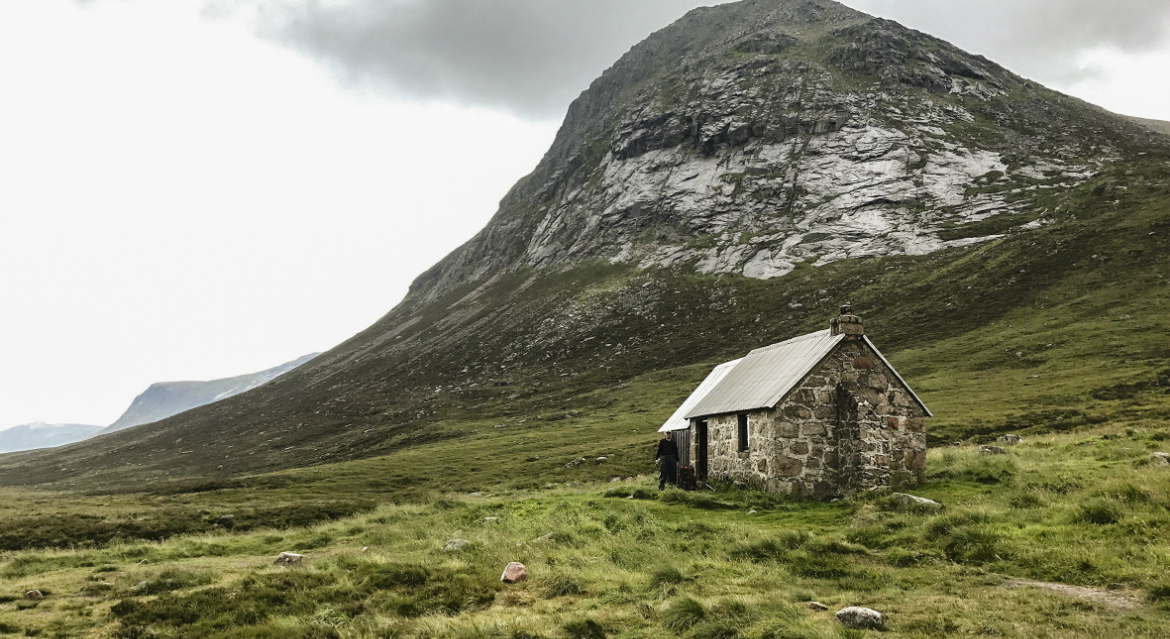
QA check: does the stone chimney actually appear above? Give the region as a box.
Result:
[830,303,864,337]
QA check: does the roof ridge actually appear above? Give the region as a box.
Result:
[754,328,831,352]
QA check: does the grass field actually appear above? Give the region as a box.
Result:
[2,420,1170,638]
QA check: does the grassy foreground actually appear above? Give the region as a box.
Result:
[2,420,1170,638]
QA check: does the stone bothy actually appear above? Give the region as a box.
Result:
[670,307,930,499]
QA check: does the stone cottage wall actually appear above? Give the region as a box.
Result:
[694,338,926,498]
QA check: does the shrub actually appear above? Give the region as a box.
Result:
[728,539,787,563]
[538,574,584,598]
[943,525,1003,563]
[649,566,687,590]
[691,621,741,639]
[562,619,605,639]
[663,597,706,630]
[1147,583,1170,602]
[1074,500,1122,525]
[780,530,813,549]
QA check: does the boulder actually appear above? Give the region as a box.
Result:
[836,606,883,629]
[890,493,944,511]
[500,562,528,583]
[1152,452,1170,466]
[998,434,1024,445]
[24,590,43,601]
[809,601,829,611]
[979,445,1008,455]
[444,539,470,552]
[274,552,304,566]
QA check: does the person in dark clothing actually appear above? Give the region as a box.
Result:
[656,431,679,490]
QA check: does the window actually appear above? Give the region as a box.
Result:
[737,413,749,452]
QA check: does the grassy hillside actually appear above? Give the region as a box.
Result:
[2,422,1170,638]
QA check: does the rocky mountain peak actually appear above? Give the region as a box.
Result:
[405,0,1166,307]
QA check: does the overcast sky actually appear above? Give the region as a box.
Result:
[2,0,1169,428]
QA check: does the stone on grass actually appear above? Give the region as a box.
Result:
[500,562,528,583]
[596,457,608,463]
[361,546,369,553]
[531,533,555,543]
[836,606,883,629]
[808,601,829,611]
[25,590,43,601]
[484,516,499,522]
[1152,452,1170,466]
[468,491,483,497]
[998,434,1024,445]
[444,539,470,552]
[890,493,944,511]
[979,445,1008,455]
[565,457,586,469]
[137,559,150,565]
[274,552,304,566]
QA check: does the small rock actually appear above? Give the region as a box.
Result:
[274,552,304,566]
[564,457,586,469]
[545,483,558,489]
[500,562,528,583]
[361,546,369,553]
[217,514,235,529]
[890,493,944,511]
[131,581,149,592]
[137,559,150,565]
[596,456,607,463]
[979,445,1008,455]
[469,491,483,497]
[484,516,499,522]
[609,476,622,483]
[570,482,580,488]
[809,601,829,611]
[24,590,43,601]
[531,533,555,543]
[836,606,883,629]
[748,509,758,514]
[444,539,470,552]
[998,434,1024,445]
[626,495,634,500]
[1152,452,1170,466]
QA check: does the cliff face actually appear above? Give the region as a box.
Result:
[406,0,1162,304]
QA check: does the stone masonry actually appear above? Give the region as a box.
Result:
[691,317,927,499]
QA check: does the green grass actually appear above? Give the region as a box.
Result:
[2,423,1170,637]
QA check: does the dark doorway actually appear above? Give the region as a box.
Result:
[696,420,709,479]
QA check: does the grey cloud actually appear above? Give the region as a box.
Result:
[248,0,1170,119]
[259,0,718,119]
[844,0,1170,84]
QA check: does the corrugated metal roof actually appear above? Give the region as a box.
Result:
[686,330,844,419]
[658,358,744,432]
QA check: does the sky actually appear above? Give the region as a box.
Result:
[2,0,1168,428]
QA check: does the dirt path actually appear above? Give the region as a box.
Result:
[1004,579,1143,610]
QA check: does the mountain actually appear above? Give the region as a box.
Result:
[0,423,103,454]
[99,354,319,435]
[0,0,1166,489]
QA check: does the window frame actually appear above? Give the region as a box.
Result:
[737,412,750,452]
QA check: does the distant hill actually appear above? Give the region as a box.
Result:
[1126,115,1170,137]
[0,423,103,454]
[98,354,318,435]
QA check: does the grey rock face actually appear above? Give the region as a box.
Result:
[444,539,470,552]
[403,0,1155,307]
[998,434,1024,445]
[979,445,1008,455]
[890,493,943,511]
[274,552,304,566]
[25,590,43,601]
[836,606,883,628]
[1152,452,1170,466]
